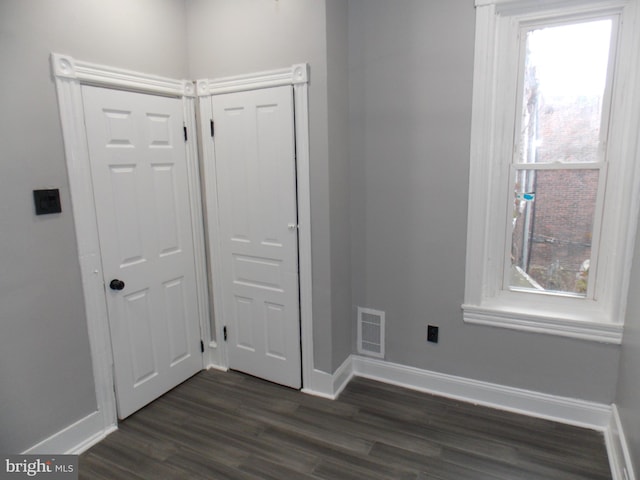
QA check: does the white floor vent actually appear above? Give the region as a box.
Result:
[357,307,385,358]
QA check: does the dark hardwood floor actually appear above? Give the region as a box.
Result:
[80,369,612,479]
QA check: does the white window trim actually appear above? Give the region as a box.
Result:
[463,0,640,344]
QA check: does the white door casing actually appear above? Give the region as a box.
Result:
[211,86,301,388]
[52,54,209,434]
[196,65,321,393]
[52,56,319,445]
[82,86,202,418]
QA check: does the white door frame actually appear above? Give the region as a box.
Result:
[51,53,211,432]
[197,65,316,391]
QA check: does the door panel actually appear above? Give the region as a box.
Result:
[164,276,190,365]
[152,164,181,254]
[123,289,156,386]
[82,85,202,418]
[212,86,301,389]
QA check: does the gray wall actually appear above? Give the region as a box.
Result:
[616,215,640,472]
[0,0,188,453]
[326,0,352,372]
[348,0,620,403]
[186,0,350,374]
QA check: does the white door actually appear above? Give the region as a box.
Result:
[82,86,202,419]
[211,85,301,389]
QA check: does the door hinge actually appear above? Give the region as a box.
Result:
[210,119,215,138]
[223,326,227,341]
[200,340,204,353]
[183,125,188,142]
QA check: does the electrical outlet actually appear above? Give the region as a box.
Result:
[427,325,439,343]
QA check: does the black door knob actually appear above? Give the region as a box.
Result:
[109,279,125,291]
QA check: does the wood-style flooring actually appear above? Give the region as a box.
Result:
[80,369,612,479]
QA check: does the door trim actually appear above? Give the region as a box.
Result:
[197,65,316,390]
[51,53,210,431]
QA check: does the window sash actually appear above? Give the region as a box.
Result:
[500,14,618,300]
[501,164,607,299]
[514,13,620,164]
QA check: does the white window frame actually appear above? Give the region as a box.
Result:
[463,0,640,344]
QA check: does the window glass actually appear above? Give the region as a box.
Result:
[508,19,613,296]
[510,168,599,295]
[517,20,612,164]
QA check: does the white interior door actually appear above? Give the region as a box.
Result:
[212,85,301,389]
[82,85,202,419]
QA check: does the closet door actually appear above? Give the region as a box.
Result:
[211,85,301,389]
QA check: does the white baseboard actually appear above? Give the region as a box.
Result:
[350,355,612,431]
[205,362,228,372]
[606,404,636,480]
[301,369,333,399]
[332,355,354,398]
[205,340,227,371]
[302,355,612,431]
[23,410,115,455]
[302,355,353,400]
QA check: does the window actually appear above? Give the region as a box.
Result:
[510,19,613,298]
[463,0,640,343]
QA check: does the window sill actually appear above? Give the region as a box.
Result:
[462,303,623,344]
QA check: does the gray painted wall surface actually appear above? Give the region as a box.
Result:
[348,0,620,403]
[616,216,640,473]
[0,0,188,453]
[326,0,352,372]
[186,0,340,373]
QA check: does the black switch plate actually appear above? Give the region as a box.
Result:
[33,189,62,215]
[427,325,439,343]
